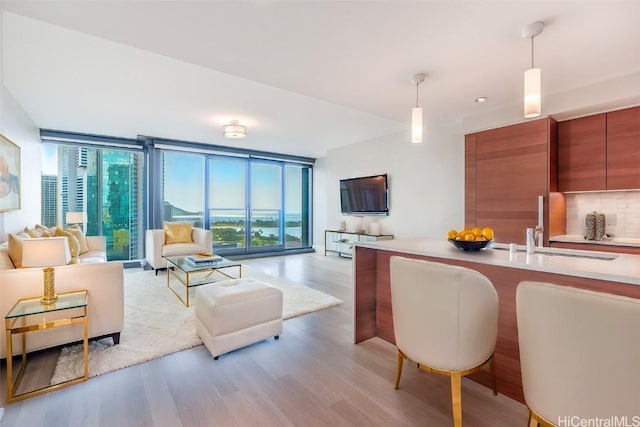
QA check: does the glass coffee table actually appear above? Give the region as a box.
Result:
[165,255,242,307]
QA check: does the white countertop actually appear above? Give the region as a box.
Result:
[355,238,640,286]
[550,234,640,247]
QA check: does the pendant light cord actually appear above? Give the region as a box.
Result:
[415,82,420,108]
[531,36,535,68]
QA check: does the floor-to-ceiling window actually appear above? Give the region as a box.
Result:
[159,148,313,256]
[209,156,247,251]
[284,164,311,248]
[41,132,313,260]
[161,151,205,228]
[250,161,283,251]
[41,142,144,261]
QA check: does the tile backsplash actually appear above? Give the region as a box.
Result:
[565,191,640,238]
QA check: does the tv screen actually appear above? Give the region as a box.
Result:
[340,174,389,215]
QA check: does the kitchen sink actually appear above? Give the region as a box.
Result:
[492,244,618,261]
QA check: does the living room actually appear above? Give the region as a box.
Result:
[1,2,640,426]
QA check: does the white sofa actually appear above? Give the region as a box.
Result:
[145,227,212,274]
[0,237,124,359]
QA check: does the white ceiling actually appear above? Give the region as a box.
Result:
[2,1,640,158]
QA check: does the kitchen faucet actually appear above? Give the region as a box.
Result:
[534,224,544,247]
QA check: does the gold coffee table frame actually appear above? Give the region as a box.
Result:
[165,256,242,307]
[5,290,89,402]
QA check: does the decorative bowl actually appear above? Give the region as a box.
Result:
[448,239,492,252]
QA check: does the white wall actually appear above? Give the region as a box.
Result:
[1,6,41,241]
[319,128,464,244]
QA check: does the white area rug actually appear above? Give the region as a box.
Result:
[51,266,342,384]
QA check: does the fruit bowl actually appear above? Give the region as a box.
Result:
[448,239,492,252]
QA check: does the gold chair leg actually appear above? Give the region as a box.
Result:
[394,349,404,389]
[450,373,463,427]
[489,354,498,396]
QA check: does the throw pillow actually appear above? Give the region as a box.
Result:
[164,222,193,244]
[8,233,27,268]
[55,228,81,258]
[67,224,90,254]
[35,224,55,237]
[23,227,44,238]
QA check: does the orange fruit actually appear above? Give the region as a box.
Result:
[447,229,457,240]
[482,227,494,240]
[464,233,475,241]
[471,227,482,237]
[475,236,487,241]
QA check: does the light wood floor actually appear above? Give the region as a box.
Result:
[1,252,528,426]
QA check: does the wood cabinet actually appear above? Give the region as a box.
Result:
[465,118,557,244]
[557,106,640,191]
[558,114,606,191]
[324,230,393,257]
[607,106,640,189]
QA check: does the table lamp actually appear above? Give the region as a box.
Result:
[21,237,72,304]
[66,211,85,229]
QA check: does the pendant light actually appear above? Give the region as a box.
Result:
[522,21,544,119]
[411,73,425,143]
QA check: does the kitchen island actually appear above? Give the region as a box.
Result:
[353,238,640,403]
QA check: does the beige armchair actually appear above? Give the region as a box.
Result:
[517,281,640,427]
[390,256,499,427]
[145,227,212,274]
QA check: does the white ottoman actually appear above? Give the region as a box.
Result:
[196,278,283,359]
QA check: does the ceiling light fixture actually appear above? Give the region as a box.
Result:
[475,97,488,103]
[522,21,545,119]
[411,73,426,143]
[222,120,247,139]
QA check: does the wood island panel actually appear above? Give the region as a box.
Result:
[354,246,640,404]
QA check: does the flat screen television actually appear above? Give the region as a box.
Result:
[340,174,389,215]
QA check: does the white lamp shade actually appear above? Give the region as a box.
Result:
[66,211,85,224]
[411,107,423,143]
[21,237,72,268]
[524,68,541,118]
[222,121,247,139]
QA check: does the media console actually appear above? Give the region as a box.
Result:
[324,230,393,258]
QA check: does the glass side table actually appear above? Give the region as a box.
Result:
[5,290,89,402]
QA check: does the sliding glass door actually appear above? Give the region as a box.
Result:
[160,150,311,256]
[209,157,247,252]
[249,161,284,251]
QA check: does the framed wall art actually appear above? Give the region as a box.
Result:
[0,134,21,211]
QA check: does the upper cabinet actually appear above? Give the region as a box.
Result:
[466,118,557,244]
[558,114,606,192]
[606,106,640,190]
[558,106,640,191]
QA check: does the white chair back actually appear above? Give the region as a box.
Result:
[517,281,640,423]
[390,256,498,371]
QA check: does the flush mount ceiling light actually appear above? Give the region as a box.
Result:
[475,97,488,103]
[222,120,247,139]
[411,73,426,143]
[522,21,545,119]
